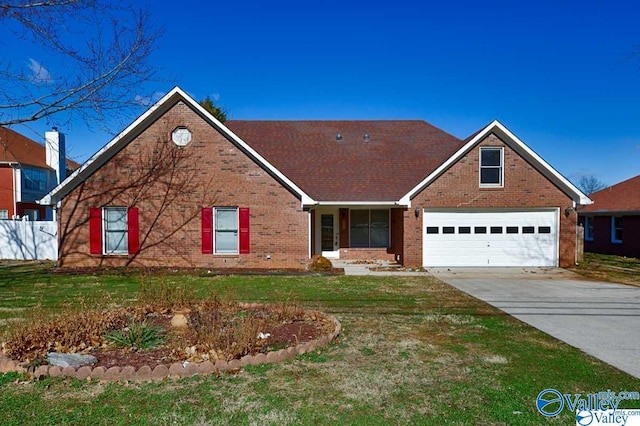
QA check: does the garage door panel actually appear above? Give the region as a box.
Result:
[423,210,558,267]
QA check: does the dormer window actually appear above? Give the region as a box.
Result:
[480,147,503,187]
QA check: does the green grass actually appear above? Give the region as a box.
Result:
[1,261,639,425]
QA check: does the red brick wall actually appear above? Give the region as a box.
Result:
[58,101,310,269]
[581,215,640,258]
[0,167,14,217]
[403,133,578,268]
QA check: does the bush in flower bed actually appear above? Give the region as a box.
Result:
[0,282,334,367]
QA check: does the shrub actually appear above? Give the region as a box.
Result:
[1,307,137,361]
[308,255,333,273]
[104,321,166,352]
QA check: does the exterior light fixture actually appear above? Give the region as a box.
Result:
[363,133,370,141]
[336,133,343,141]
[564,207,574,218]
[415,207,420,218]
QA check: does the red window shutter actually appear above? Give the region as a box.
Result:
[201,208,213,254]
[127,207,139,254]
[89,208,102,255]
[239,207,250,254]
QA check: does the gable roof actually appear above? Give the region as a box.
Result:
[226,120,464,203]
[40,87,314,206]
[0,126,79,171]
[400,120,592,206]
[40,86,592,209]
[580,175,640,214]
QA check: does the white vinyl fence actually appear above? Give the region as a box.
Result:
[0,220,58,260]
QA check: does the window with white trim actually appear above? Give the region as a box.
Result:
[104,207,128,254]
[611,216,622,244]
[0,209,8,220]
[584,217,594,241]
[480,147,503,187]
[215,207,238,254]
[350,209,390,248]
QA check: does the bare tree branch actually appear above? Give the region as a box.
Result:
[0,0,162,130]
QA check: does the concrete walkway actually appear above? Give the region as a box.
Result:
[330,260,431,276]
[430,267,640,379]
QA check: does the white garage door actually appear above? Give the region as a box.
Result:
[423,210,559,267]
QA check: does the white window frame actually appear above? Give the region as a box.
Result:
[479,147,504,187]
[611,216,623,244]
[214,207,239,255]
[0,209,8,220]
[584,216,594,241]
[103,207,128,255]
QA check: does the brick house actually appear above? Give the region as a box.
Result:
[1,127,77,221]
[40,87,591,269]
[578,175,640,258]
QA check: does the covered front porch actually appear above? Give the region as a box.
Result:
[309,205,406,263]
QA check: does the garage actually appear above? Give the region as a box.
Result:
[422,210,559,267]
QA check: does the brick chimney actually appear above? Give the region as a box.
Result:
[45,128,66,185]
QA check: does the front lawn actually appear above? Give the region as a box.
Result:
[1,262,638,425]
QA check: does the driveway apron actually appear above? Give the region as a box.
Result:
[430,268,640,379]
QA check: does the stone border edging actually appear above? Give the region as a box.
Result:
[0,303,341,382]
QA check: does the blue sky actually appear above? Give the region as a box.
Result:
[12,0,640,187]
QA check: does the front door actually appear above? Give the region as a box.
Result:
[320,213,339,258]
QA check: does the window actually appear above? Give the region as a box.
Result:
[584,217,594,241]
[215,208,238,254]
[201,207,250,255]
[350,209,389,248]
[0,209,9,220]
[506,226,519,234]
[522,226,535,234]
[611,217,623,243]
[104,207,128,254]
[474,226,487,234]
[538,226,551,234]
[490,226,503,234]
[443,226,455,234]
[23,168,48,191]
[480,147,503,186]
[89,207,139,255]
[426,227,439,234]
[24,209,39,221]
[458,226,471,234]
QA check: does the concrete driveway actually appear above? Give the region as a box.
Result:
[429,267,640,379]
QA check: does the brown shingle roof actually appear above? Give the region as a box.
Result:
[0,127,79,171]
[226,120,464,201]
[581,174,640,213]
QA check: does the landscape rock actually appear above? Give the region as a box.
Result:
[47,352,98,368]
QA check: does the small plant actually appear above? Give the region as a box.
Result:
[104,321,167,352]
[308,255,333,273]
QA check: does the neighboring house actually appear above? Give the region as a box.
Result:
[578,175,640,258]
[40,87,591,269]
[0,127,78,220]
